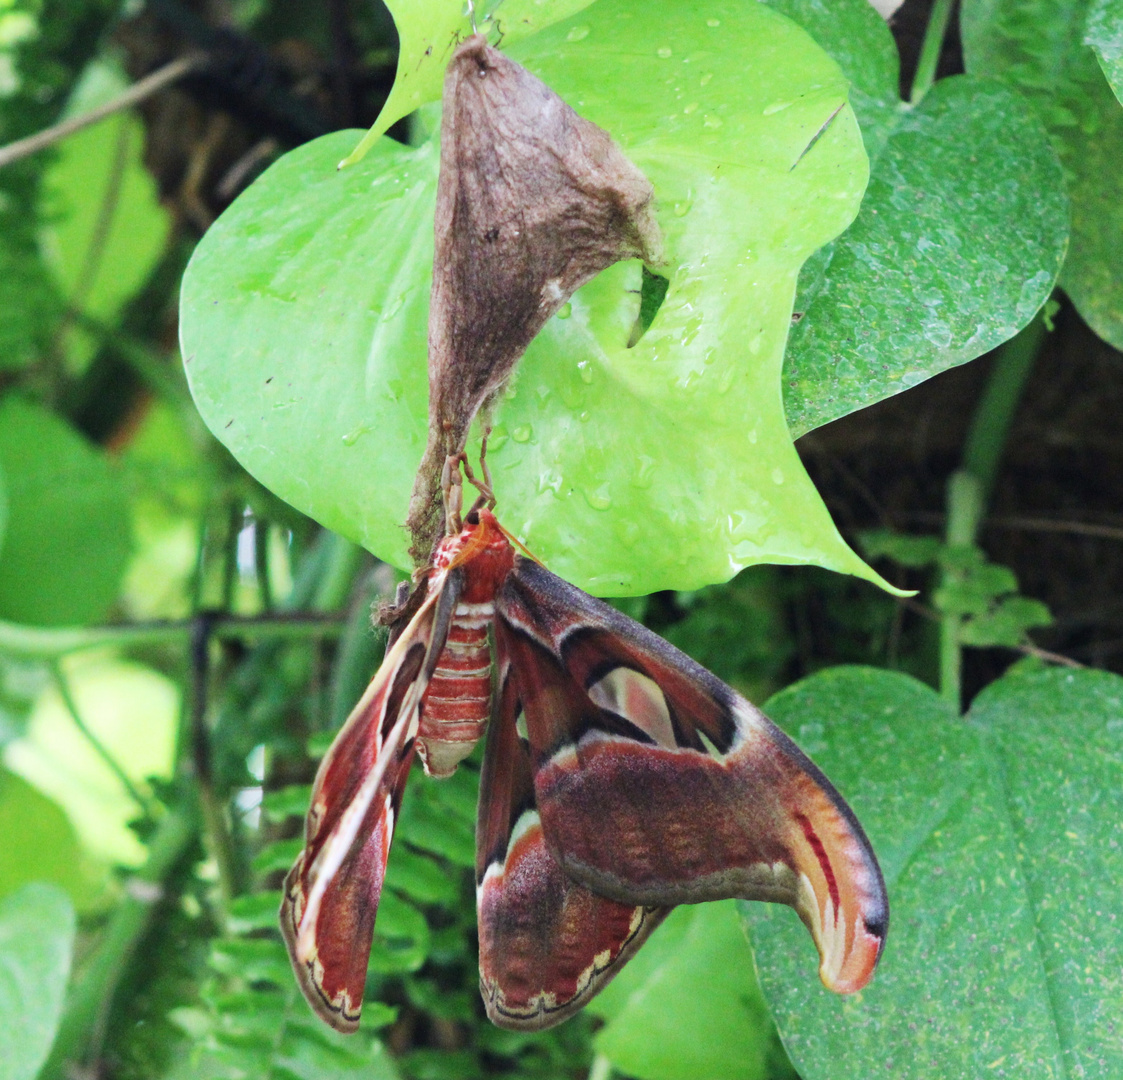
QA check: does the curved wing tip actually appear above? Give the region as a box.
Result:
[820,926,887,995]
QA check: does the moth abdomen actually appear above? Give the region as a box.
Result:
[418,615,493,778]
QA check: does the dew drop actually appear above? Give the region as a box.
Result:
[620,520,640,547]
[342,423,371,446]
[633,455,656,488]
[585,485,612,510]
[700,71,713,87]
[566,24,590,41]
[706,17,720,26]
[703,114,723,129]
[556,301,572,320]
[512,425,532,443]
[673,197,692,217]
[763,100,793,116]
[683,101,699,115]
[489,425,509,451]
[577,360,594,384]
[771,467,785,485]
[748,427,758,444]
[537,469,563,496]
[657,46,672,58]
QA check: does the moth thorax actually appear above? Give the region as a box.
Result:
[418,614,493,778]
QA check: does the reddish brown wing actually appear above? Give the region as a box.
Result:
[476,658,667,1030]
[281,569,463,1031]
[495,557,888,995]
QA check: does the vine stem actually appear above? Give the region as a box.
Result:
[50,662,156,816]
[0,612,346,658]
[938,312,1049,708]
[909,0,955,104]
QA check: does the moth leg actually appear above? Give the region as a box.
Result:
[442,452,466,535]
[461,432,496,510]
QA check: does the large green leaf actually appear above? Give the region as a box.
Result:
[182,0,893,595]
[588,902,777,1080]
[0,398,131,625]
[1087,0,1123,103]
[0,883,76,1080]
[780,73,1068,436]
[962,0,1123,349]
[743,664,1123,1079]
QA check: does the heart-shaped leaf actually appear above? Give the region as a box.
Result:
[962,0,1123,349]
[778,70,1067,434]
[182,0,895,595]
[744,663,1123,1079]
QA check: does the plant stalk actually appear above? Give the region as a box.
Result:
[0,612,346,658]
[938,310,1048,708]
[910,0,955,104]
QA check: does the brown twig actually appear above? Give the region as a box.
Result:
[0,53,205,170]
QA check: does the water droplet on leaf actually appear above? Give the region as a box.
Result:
[585,485,612,510]
[512,425,532,443]
[566,25,590,41]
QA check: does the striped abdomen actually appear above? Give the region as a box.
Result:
[418,602,494,778]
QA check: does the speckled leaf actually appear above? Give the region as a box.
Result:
[968,664,1123,1077]
[340,0,598,167]
[962,0,1123,348]
[182,0,896,596]
[1087,0,1123,103]
[743,664,1123,1079]
[782,76,1068,436]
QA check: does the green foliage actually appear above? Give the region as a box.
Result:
[0,398,131,625]
[746,664,1123,1078]
[40,62,171,370]
[863,528,1054,649]
[589,902,795,1080]
[962,0,1123,348]
[0,884,75,1080]
[0,2,1119,1080]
